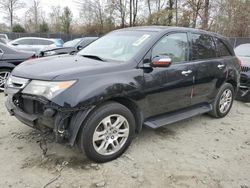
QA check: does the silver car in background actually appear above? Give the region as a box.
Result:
[235,43,250,102]
[8,37,63,55]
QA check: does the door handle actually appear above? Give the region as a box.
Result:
[181,70,192,76]
[217,64,225,69]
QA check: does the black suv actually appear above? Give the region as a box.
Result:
[4,27,241,162]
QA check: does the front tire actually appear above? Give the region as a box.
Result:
[78,102,136,163]
[209,83,234,118]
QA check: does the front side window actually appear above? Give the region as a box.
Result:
[151,33,189,63]
[191,34,216,60]
[78,31,155,62]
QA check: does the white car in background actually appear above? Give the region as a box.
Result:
[8,37,64,55]
[0,34,9,43]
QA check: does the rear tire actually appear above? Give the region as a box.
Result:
[209,83,234,118]
[0,68,11,92]
[77,102,136,163]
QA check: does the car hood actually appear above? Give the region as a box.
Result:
[238,56,250,67]
[12,54,122,81]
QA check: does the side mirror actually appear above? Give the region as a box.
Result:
[12,43,19,46]
[77,45,83,51]
[150,55,172,68]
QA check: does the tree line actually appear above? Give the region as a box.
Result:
[0,0,250,37]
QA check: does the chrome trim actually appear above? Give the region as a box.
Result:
[241,66,250,72]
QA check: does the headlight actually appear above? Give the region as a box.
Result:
[22,80,76,100]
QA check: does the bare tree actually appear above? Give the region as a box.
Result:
[202,0,209,29]
[25,0,42,32]
[0,0,25,29]
[168,0,174,25]
[49,6,62,33]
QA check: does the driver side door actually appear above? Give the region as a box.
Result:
[142,32,195,117]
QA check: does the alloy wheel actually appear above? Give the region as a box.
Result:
[0,71,10,91]
[219,89,233,114]
[92,114,129,156]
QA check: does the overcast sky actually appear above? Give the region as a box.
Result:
[0,0,80,24]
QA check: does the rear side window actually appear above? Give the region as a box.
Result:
[33,39,54,45]
[191,34,216,60]
[17,39,33,45]
[215,38,232,57]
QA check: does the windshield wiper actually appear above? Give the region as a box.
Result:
[82,55,106,62]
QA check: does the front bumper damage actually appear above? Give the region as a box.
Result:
[236,72,250,102]
[4,89,91,146]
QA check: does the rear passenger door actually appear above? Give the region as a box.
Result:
[190,33,225,105]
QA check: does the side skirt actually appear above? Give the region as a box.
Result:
[144,104,212,129]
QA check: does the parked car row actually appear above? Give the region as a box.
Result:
[0,43,36,91]
[8,37,64,54]
[0,36,98,91]
[39,37,98,57]
[3,26,242,163]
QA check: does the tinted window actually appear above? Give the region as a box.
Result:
[16,39,33,45]
[0,48,3,53]
[33,39,53,45]
[64,38,82,47]
[79,39,96,48]
[215,38,232,57]
[191,34,216,60]
[152,33,189,63]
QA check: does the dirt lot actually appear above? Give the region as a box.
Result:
[0,93,250,188]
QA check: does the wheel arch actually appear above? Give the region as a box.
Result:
[110,97,144,134]
[69,97,144,146]
[226,79,237,92]
[0,62,15,70]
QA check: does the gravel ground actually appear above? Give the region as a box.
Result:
[0,93,250,188]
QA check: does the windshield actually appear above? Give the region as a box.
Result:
[78,31,154,62]
[235,44,250,57]
[63,38,82,47]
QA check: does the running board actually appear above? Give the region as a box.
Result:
[144,105,212,129]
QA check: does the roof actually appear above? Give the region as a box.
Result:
[116,26,228,41]
[12,37,61,41]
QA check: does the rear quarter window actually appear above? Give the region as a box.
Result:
[191,33,217,60]
[214,38,232,57]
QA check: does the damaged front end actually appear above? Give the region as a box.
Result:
[236,66,250,102]
[4,76,92,146]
